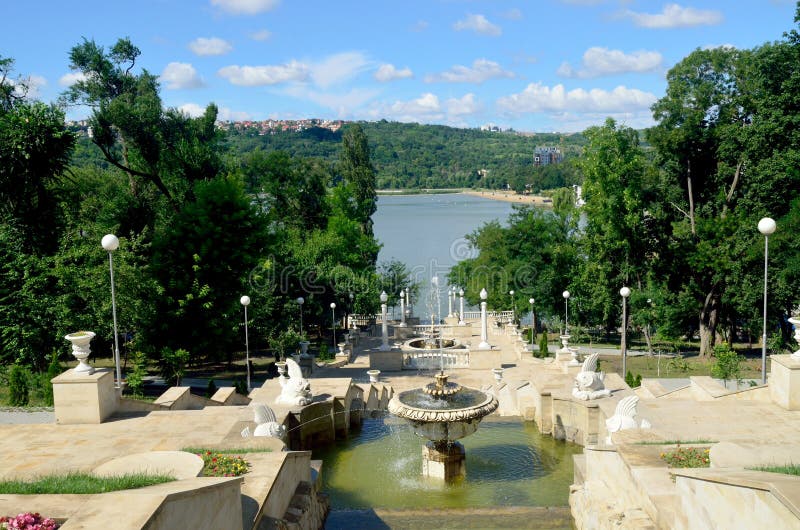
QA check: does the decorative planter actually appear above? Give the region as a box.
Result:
[275,361,288,379]
[291,353,301,364]
[65,331,96,375]
[338,342,347,355]
[367,369,381,383]
[492,367,504,383]
[790,317,800,360]
[299,341,310,356]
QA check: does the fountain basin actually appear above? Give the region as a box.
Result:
[406,338,460,350]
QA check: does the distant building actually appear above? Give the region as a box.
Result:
[480,123,501,132]
[533,146,562,167]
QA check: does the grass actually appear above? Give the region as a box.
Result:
[635,439,717,445]
[747,464,800,476]
[0,472,175,494]
[594,353,763,380]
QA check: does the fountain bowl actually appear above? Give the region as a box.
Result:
[406,338,460,350]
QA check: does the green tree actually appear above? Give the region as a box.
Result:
[338,124,378,241]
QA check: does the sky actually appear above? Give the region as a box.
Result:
[2,0,798,133]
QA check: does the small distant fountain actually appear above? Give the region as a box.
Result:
[388,371,499,480]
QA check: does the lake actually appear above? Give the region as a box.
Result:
[373,193,514,319]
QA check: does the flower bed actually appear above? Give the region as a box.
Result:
[198,451,250,477]
[0,512,59,530]
[660,445,710,468]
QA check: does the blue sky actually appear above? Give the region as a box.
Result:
[2,0,797,132]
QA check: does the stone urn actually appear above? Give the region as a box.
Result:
[65,331,96,375]
[337,342,347,355]
[492,367,504,383]
[299,341,311,358]
[367,369,381,383]
[291,353,301,364]
[275,361,288,380]
[789,316,800,360]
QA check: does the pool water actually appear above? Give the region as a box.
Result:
[313,416,581,510]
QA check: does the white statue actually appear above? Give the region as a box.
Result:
[572,352,612,400]
[275,358,312,406]
[253,403,287,439]
[605,395,650,443]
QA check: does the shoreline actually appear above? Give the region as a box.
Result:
[376,188,552,205]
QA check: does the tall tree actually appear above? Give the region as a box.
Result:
[338,124,378,240]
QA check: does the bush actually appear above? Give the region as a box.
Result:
[7,363,30,406]
[160,347,190,386]
[711,344,742,389]
[126,351,148,398]
[205,378,218,398]
[234,378,248,396]
[537,333,550,358]
[625,370,642,388]
[270,329,302,361]
[317,344,333,361]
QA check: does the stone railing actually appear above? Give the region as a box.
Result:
[403,350,470,370]
[461,310,514,320]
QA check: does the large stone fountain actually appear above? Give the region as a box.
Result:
[387,371,499,481]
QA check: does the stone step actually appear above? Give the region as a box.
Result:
[324,506,574,529]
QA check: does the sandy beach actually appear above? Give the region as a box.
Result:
[463,189,552,206]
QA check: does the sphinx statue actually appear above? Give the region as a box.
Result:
[276,358,313,406]
[605,395,650,443]
[572,352,612,401]
[253,403,287,439]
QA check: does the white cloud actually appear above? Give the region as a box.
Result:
[178,103,206,117]
[453,14,502,36]
[189,37,233,56]
[14,75,47,99]
[178,102,251,121]
[623,3,722,29]
[384,93,444,122]
[426,59,514,84]
[210,0,279,15]
[310,52,371,89]
[543,110,656,133]
[503,8,523,20]
[497,82,657,114]
[250,29,272,41]
[217,61,309,86]
[374,63,413,82]
[58,72,87,87]
[557,47,663,78]
[283,86,380,117]
[161,62,204,89]
[446,93,482,117]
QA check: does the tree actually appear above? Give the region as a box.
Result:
[338,124,378,241]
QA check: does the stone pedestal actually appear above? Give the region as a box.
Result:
[52,368,117,424]
[422,441,465,481]
[770,355,800,410]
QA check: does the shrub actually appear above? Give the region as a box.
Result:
[234,378,248,396]
[40,352,62,406]
[660,445,710,468]
[537,333,549,358]
[270,329,302,361]
[625,371,642,388]
[317,344,333,361]
[126,351,148,398]
[205,378,218,398]
[160,347,190,386]
[711,344,742,389]
[7,364,30,407]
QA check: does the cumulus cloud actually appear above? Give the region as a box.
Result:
[453,14,501,36]
[310,52,371,89]
[250,29,272,41]
[374,64,413,82]
[363,92,482,125]
[13,74,47,99]
[59,72,87,87]
[446,93,482,117]
[189,37,233,56]
[283,86,380,117]
[178,102,251,121]
[210,0,279,15]
[503,8,523,20]
[217,61,309,86]
[425,59,514,84]
[623,3,722,28]
[497,82,657,114]
[383,93,444,122]
[557,47,663,78]
[161,62,204,89]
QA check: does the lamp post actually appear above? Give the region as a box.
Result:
[563,290,570,335]
[458,288,465,326]
[405,287,411,317]
[296,297,304,335]
[380,291,390,351]
[101,234,122,389]
[620,287,631,379]
[509,290,516,323]
[348,292,354,329]
[478,288,490,349]
[399,291,406,327]
[448,286,454,317]
[330,302,337,348]
[759,217,776,385]
[240,295,251,392]
[529,298,536,350]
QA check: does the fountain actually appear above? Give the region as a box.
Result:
[388,371,499,480]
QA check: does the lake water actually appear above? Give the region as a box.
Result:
[373,193,514,318]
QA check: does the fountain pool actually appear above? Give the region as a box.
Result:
[313,416,581,510]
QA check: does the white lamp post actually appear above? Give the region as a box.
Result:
[240,295,251,392]
[399,291,406,327]
[458,288,465,325]
[405,287,410,316]
[478,288,490,349]
[330,302,337,348]
[380,291,390,351]
[348,292,354,329]
[101,234,122,389]
[448,286,454,317]
[759,217,776,385]
[563,290,571,335]
[529,297,536,350]
[509,290,516,323]
[620,286,631,379]
[296,296,304,335]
